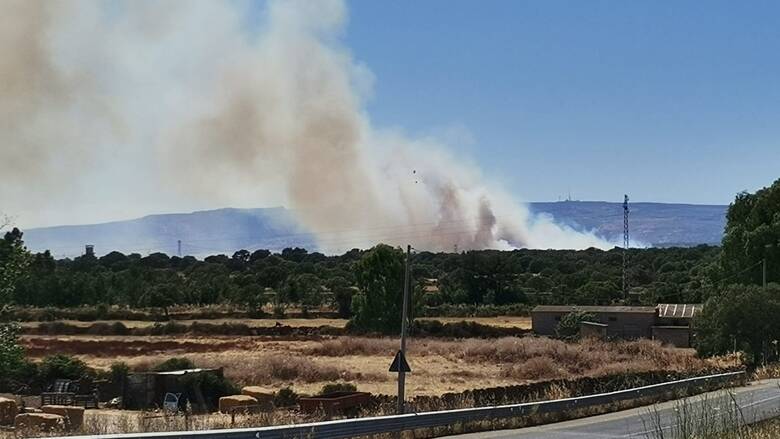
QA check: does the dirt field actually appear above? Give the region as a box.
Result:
[22,333,723,397]
[19,318,349,329]
[417,316,531,329]
[19,316,531,330]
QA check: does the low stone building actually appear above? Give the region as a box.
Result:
[531,303,702,347]
[532,305,658,339]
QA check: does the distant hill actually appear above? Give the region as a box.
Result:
[529,201,727,247]
[23,207,315,258]
[23,201,727,257]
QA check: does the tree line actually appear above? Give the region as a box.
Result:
[3,238,723,315]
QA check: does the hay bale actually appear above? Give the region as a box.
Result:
[241,386,274,410]
[41,405,85,430]
[14,413,65,433]
[0,397,17,425]
[218,395,258,413]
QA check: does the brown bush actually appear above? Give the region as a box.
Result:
[303,337,396,356]
[193,354,368,386]
[502,357,568,381]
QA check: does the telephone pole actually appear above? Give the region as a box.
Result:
[764,258,767,289]
[623,195,630,299]
[177,240,182,257]
[397,244,411,414]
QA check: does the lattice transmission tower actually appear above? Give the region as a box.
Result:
[623,194,630,299]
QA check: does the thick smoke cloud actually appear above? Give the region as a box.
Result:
[0,0,612,252]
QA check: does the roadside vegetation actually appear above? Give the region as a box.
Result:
[642,391,780,439]
[15,334,735,397]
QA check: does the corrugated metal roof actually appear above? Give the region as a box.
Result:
[532,305,657,314]
[138,368,218,376]
[657,303,702,319]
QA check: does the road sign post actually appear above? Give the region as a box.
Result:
[395,244,412,414]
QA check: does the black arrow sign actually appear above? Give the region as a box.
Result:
[389,350,411,373]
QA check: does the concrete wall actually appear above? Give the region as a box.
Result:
[532,311,656,339]
[603,312,656,339]
[531,312,565,336]
[580,322,608,340]
[652,326,692,348]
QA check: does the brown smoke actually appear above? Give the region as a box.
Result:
[0,0,611,252]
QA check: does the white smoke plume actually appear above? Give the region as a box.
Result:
[0,0,612,253]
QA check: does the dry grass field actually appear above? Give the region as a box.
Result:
[19,318,349,329]
[22,334,724,397]
[19,316,531,330]
[417,316,531,329]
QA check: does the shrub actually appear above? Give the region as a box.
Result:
[555,311,597,339]
[110,362,130,384]
[179,372,239,410]
[421,304,531,318]
[146,321,188,335]
[318,383,357,395]
[502,357,567,381]
[190,322,252,336]
[111,321,130,335]
[0,323,26,391]
[37,321,80,335]
[303,337,396,356]
[153,357,196,372]
[85,322,129,336]
[272,303,286,319]
[410,320,527,338]
[273,387,299,407]
[38,354,93,383]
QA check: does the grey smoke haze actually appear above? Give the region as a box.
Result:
[1,0,612,252]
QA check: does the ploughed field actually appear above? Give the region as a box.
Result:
[22,331,722,397]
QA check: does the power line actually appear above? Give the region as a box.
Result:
[710,260,764,286]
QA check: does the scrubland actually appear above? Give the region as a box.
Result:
[23,334,725,396]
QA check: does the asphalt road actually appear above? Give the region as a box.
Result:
[447,379,780,439]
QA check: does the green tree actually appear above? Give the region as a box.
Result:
[721,178,780,285]
[326,276,355,318]
[287,273,322,317]
[555,311,597,339]
[0,225,31,309]
[237,283,266,314]
[141,283,180,318]
[695,284,780,364]
[0,223,30,391]
[351,244,405,334]
[37,354,93,382]
[0,323,25,390]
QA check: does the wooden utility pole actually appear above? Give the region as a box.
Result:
[763,258,767,289]
[397,244,411,414]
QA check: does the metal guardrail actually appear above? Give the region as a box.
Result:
[62,371,744,439]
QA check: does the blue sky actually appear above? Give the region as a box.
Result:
[338,0,780,204]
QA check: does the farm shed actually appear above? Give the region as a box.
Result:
[532,305,658,339]
[656,303,701,326]
[532,304,702,347]
[124,368,222,412]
